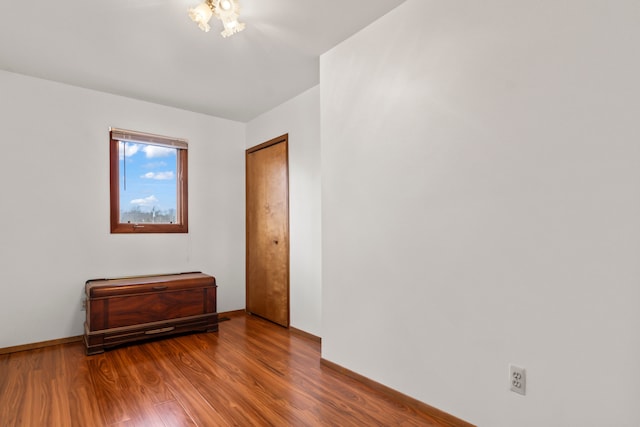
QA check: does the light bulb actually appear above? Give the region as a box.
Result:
[220,0,232,10]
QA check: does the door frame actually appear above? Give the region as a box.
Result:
[245,134,290,327]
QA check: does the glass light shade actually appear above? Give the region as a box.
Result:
[221,20,245,37]
[189,3,213,32]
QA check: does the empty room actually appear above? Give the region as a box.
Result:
[1,1,638,426]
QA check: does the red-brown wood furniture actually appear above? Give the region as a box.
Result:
[84,272,217,355]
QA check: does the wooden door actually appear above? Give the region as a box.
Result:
[246,135,289,327]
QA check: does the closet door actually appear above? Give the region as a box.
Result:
[246,134,289,327]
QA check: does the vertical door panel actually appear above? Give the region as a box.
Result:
[246,136,289,327]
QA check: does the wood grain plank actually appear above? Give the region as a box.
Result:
[106,347,167,427]
[117,344,175,405]
[86,353,134,425]
[157,337,271,425]
[0,351,30,426]
[140,342,229,426]
[13,347,78,427]
[154,400,198,427]
[63,342,104,426]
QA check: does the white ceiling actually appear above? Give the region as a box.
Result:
[0,0,404,122]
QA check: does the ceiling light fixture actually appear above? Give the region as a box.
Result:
[189,0,246,38]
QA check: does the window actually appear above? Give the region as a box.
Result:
[110,128,188,233]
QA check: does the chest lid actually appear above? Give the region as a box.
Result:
[86,272,216,298]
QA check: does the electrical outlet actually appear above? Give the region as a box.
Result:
[510,364,526,395]
[81,299,87,311]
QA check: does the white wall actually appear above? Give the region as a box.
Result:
[321,1,640,426]
[0,70,246,348]
[246,86,322,337]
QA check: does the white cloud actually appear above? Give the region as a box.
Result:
[143,161,168,169]
[143,145,175,158]
[141,171,174,180]
[118,142,141,160]
[130,195,159,206]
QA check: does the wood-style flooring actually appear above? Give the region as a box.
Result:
[0,312,454,426]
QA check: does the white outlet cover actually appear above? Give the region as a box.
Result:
[510,364,526,395]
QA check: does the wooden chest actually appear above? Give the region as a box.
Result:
[84,272,217,355]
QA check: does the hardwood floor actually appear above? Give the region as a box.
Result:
[0,312,460,426]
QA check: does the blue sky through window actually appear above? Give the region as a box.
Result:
[118,141,177,223]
